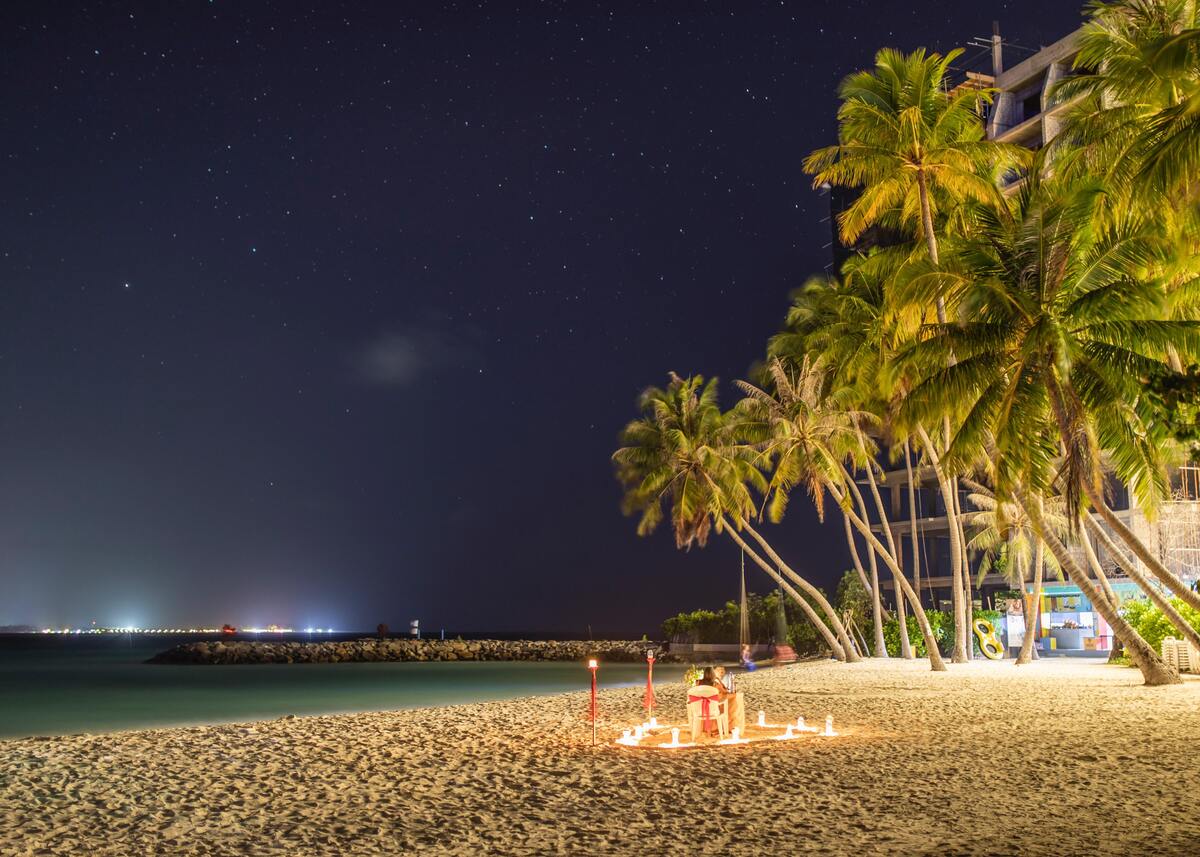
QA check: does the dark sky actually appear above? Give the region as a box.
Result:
[3,1,1084,634]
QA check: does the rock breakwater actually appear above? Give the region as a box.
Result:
[148,638,678,665]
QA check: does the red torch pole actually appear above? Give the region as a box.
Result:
[588,658,598,746]
[644,650,656,719]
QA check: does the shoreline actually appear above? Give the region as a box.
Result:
[3,658,1198,855]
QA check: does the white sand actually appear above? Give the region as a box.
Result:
[2,658,1197,855]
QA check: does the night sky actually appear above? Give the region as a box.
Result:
[3,1,1084,634]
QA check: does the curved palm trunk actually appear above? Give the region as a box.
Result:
[827,481,948,671]
[917,426,969,663]
[844,474,910,657]
[1022,495,1180,686]
[720,520,846,660]
[848,451,906,658]
[1082,484,1200,616]
[738,521,862,663]
[904,440,922,598]
[1079,522,1118,608]
[1079,523,1125,659]
[842,512,889,654]
[1016,537,1044,665]
[1084,515,1200,652]
[865,534,896,657]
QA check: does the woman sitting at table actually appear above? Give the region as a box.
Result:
[689,667,728,737]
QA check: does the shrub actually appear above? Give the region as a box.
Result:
[661,588,831,655]
[881,608,1002,657]
[1121,596,1200,655]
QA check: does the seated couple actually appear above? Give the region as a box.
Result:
[688,666,744,737]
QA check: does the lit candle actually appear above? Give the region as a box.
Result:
[797,715,805,730]
[649,716,657,729]
[622,729,631,741]
[671,727,680,745]
[731,727,740,742]
[825,714,834,736]
[757,710,766,727]
[784,724,794,738]
[634,725,644,740]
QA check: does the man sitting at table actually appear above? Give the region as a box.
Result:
[710,665,745,732]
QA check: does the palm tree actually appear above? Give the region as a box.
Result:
[770,262,911,657]
[803,50,1023,662]
[1053,0,1200,199]
[965,488,1066,665]
[734,358,948,671]
[612,374,858,661]
[897,176,1194,684]
[804,47,1019,267]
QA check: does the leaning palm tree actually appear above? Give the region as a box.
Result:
[897,176,1194,685]
[612,374,859,661]
[771,252,928,658]
[734,357,948,671]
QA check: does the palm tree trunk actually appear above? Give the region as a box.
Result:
[1081,483,1200,615]
[916,169,940,265]
[1021,495,1180,685]
[843,512,893,654]
[952,485,974,658]
[1016,536,1044,665]
[848,450,907,658]
[826,480,948,671]
[1079,523,1125,658]
[720,520,846,660]
[843,514,889,655]
[865,533,898,657]
[843,472,911,657]
[904,440,922,597]
[1084,514,1200,652]
[738,521,862,663]
[843,513,874,596]
[1079,521,1118,608]
[916,426,969,663]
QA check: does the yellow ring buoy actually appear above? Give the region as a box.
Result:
[972,618,1004,660]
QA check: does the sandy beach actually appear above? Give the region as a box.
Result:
[2,657,1197,856]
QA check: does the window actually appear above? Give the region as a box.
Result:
[1021,91,1041,121]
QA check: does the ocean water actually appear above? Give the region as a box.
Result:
[0,635,685,739]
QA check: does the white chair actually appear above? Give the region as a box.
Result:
[1162,637,1180,671]
[1179,639,1200,674]
[686,685,728,741]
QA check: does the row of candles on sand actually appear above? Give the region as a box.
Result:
[616,712,838,749]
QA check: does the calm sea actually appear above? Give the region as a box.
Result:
[0,634,684,740]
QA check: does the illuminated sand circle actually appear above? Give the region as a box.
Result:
[613,715,839,749]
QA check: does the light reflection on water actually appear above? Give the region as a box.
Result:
[0,635,685,739]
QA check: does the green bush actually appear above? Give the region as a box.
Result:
[881,608,1003,657]
[1121,596,1200,655]
[661,588,830,656]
